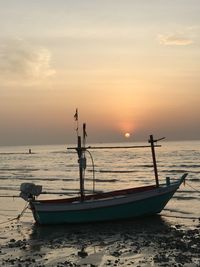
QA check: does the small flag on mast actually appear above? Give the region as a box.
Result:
[74,109,78,121]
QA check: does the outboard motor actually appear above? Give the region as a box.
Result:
[20,183,42,201]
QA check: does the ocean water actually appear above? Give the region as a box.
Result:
[0,140,200,225]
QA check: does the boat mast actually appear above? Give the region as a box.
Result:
[77,135,85,201]
[74,109,85,201]
[149,135,165,187]
[149,135,159,187]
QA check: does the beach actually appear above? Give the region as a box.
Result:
[0,212,200,267]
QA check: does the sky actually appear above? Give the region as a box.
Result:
[0,0,200,146]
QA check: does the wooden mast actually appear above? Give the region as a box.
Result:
[74,108,85,202]
[149,135,159,187]
[148,135,165,187]
[76,123,87,202]
[77,135,85,201]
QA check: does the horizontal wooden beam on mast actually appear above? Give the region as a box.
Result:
[68,144,161,150]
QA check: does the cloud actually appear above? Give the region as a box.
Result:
[0,39,55,82]
[158,33,193,46]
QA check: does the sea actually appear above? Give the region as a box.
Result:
[0,140,200,226]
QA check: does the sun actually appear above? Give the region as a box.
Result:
[124,132,131,138]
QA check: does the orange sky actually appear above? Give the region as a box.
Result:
[0,1,200,145]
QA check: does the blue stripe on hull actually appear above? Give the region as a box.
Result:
[34,191,175,225]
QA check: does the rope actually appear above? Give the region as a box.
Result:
[0,202,29,226]
[161,181,200,221]
[86,149,96,193]
[161,214,200,220]
[185,181,200,193]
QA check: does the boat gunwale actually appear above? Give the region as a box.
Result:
[33,184,157,204]
[31,183,180,212]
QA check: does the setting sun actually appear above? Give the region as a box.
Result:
[124,132,131,138]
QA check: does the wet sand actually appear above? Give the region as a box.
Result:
[0,214,200,267]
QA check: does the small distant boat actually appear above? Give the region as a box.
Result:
[20,114,187,225]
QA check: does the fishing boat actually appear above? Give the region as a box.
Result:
[20,115,187,225]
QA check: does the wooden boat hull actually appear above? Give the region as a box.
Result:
[30,174,187,225]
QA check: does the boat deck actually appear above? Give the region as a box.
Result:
[37,184,157,204]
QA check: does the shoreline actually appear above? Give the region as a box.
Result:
[1,215,200,267]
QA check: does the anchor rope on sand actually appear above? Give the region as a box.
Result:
[162,180,200,221]
[0,202,29,226]
[161,214,200,220]
[185,181,200,193]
